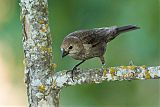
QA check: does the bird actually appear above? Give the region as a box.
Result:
[61,25,140,77]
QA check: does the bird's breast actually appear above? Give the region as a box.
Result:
[69,43,107,60]
[69,52,86,60]
[83,43,107,58]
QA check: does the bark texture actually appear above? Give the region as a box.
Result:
[20,0,59,107]
[53,66,160,89]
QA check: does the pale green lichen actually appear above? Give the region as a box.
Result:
[55,74,68,88]
[106,74,112,81]
[142,65,147,69]
[120,66,128,69]
[36,92,44,99]
[52,66,160,89]
[145,70,151,79]
[102,69,107,78]
[128,66,137,70]
[38,84,46,92]
[109,67,116,79]
[21,0,54,106]
[38,19,45,24]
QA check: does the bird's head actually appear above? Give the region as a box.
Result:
[61,36,83,58]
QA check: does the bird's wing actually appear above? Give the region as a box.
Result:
[68,28,111,46]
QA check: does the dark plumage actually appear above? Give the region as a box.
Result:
[61,25,140,72]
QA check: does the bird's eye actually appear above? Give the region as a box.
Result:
[69,46,73,49]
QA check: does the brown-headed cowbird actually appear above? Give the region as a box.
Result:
[61,25,139,72]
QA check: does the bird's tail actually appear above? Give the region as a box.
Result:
[105,25,140,42]
[116,25,140,34]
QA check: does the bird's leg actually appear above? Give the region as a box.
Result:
[99,56,107,69]
[71,60,86,81]
[66,60,86,81]
[72,60,86,70]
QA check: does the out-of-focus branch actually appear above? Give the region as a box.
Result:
[53,66,160,89]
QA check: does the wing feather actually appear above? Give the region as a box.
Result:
[68,28,111,46]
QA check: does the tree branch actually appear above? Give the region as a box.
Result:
[53,66,160,89]
[20,0,59,107]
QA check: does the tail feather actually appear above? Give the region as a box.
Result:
[106,25,140,42]
[116,25,140,34]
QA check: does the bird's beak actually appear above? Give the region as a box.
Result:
[61,48,69,58]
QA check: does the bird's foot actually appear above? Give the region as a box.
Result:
[66,67,79,82]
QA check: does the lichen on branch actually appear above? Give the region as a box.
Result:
[53,66,160,89]
[20,0,57,106]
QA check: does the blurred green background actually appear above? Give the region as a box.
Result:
[0,0,159,107]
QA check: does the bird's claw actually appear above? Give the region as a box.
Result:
[66,67,78,82]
